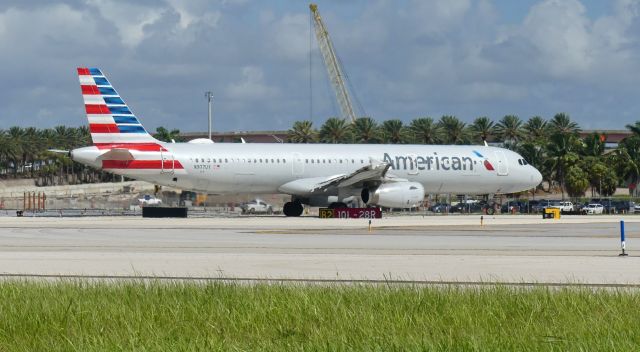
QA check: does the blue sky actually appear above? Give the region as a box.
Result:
[0,0,639,133]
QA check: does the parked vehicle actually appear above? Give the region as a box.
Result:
[429,203,450,213]
[241,199,273,214]
[548,201,574,212]
[450,202,484,214]
[138,194,162,206]
[582,204,604,215]
[531,200,553,213]
[500,201,529,214]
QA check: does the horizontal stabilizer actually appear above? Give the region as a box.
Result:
[97,148,135,161]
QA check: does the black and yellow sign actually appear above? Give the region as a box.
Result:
[319,208,334,218]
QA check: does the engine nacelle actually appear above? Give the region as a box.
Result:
[364,182,424,208]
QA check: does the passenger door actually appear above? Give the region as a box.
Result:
[494,151,509,176]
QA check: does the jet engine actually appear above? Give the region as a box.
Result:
[362,182,424,208]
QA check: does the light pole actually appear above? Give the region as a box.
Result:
[205,91,213,140]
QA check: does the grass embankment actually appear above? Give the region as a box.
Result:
[0,281,638,351]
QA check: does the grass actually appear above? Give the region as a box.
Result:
[0,281,638,351]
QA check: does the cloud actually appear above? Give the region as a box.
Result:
[226,66,279,101]
[1,0,640,133]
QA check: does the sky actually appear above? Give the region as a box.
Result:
[0,0,639,133]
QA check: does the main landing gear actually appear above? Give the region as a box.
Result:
[283,200,304,217]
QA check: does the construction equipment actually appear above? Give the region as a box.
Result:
[310,3,357,123]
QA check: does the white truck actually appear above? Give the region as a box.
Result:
[241,199,274,214]
[138,194,162,206]
[549,201,574,212]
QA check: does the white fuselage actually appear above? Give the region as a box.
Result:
[73,143,542,196]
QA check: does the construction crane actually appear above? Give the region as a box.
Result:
[310,3,357,123]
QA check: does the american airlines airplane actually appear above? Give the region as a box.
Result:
[69,68,542,216]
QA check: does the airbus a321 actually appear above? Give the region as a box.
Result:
[69,68,543,216]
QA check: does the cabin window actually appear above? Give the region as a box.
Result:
[271,159,274,163]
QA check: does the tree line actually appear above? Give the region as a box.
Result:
[287,114,640,199]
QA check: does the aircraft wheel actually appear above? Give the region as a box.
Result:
[283,201,303,217]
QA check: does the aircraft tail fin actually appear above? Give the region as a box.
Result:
[77,67,159,146]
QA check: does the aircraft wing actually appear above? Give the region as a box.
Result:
[278,160,393,195]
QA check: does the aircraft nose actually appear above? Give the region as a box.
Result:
[532,167,542,186]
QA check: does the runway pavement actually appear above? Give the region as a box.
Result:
[0,215,638,285]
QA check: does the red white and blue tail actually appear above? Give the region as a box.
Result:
[77,67,158,146]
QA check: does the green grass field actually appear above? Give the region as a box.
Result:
[0,281,638,351]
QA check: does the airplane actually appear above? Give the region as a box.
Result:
[69,68,543,216]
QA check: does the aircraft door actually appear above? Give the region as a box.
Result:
[494,151,508,176]
[292,152,304,176]
[160,150,175,174]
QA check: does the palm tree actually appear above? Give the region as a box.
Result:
[352,117,381,143]
[53,126,74,150]
[74,126,91,147]
[381,119,410,144]
[468,116,495,144]
[546,133,583,199]
[409,117,440,144]
[522,116,549,143]
[319,118,352,143]
[549,113,580,137]
[626,121,640,138]
[582,132,605,157]
[612,136,640,196]
[437,116,468,145]
[287,120,317,143]
[0,130,17,175]
[495,115,523,148]
[154,127,183,143]
[7,126,25,177]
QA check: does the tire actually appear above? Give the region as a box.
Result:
[249,208,255,214]
[283,201,303,217]
[328,202,347,209]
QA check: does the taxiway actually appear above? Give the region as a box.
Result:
[0,215,637,285]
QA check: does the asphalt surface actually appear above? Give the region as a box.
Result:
[0,215,638,285]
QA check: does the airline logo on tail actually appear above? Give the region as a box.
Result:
[78,67,156,146]
[77,67,184,172]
